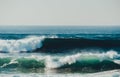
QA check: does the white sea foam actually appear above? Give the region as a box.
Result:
[106,50,118,59]
[0,36,45,53]
[45,50,120,68]
[0,70,120,77]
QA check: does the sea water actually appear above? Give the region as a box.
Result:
[0,26,120,77]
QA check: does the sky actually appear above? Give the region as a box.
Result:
[0,0,120,26]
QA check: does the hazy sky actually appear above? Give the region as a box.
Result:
[0,0,120,26]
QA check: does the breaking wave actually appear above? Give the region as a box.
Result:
[0,35,120,53]
[0,36,58,53]
[0,50,120,72]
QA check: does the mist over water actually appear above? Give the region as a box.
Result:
[0,26,120,34]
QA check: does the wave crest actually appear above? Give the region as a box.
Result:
[0,36,45,53]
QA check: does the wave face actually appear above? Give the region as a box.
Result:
[41,38,120,52]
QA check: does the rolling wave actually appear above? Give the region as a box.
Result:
[0,35,120,53]
[0,51,120,72]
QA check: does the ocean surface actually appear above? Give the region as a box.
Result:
[0,26,120,77]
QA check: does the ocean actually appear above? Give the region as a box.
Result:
[0,26,120,77]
